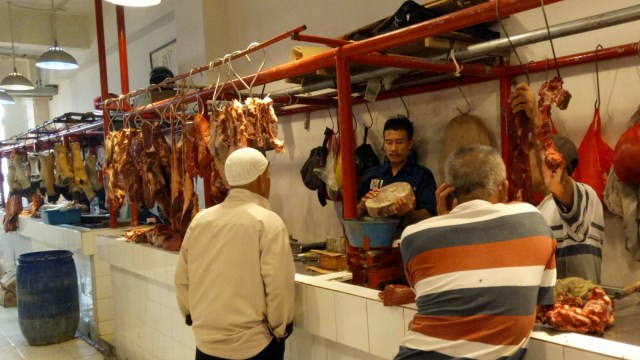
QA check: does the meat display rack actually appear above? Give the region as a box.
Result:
[97,0,640,222]
[0,112,107,155]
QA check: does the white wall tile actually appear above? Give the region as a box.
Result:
[334,292,369,352]
[313,336,328,360]
[528,339,564,360]
[563,348,618,360]
[95,274,113,299]
[325,339,356,360]
[305,286,337,341]
[294,282,307,329]
[97,297,114,321]
[99,319,115,336]
[367,300,405,360]
[288,329,314,360]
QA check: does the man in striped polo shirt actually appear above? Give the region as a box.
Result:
[511,82,604,284]
[395,145,556,360]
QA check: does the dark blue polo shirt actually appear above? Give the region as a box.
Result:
[357,158,437,216]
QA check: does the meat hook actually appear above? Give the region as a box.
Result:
[540,0,561,79]
[496,0,530,85]
[364,102,375,129]
[594,44,603,109]
[455,77,472,116]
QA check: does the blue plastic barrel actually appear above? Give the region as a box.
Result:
[16,250,80,346]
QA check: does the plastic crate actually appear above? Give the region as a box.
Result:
[41,208,82,225]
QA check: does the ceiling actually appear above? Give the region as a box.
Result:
[2,0,94,16]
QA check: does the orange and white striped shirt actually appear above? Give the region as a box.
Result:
[397,200,556,360]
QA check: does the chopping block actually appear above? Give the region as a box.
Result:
[311,250,348,271]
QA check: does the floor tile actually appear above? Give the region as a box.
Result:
[0,305,105,360]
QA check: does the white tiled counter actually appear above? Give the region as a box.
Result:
[0,211,125,350]
[95,234,640,360]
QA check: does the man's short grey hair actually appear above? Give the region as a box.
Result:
[444,145,506,200]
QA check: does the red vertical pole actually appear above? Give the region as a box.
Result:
[95,0,109,111]
[94,0,118,228]
[116,5,130,94]
[336,53,356,219]
[115,5,137,226]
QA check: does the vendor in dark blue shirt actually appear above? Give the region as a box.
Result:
[356,116,437,226]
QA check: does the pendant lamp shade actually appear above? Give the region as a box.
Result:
[105,0,161,7]
[0,72,35,91]
[36,0,79,71]
[0,2,35,90]
[37,43,80,70]
[0,90,16,105]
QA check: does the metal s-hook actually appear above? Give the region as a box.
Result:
[594,44,603,109]
[327,108,335,131]
[364,102,374,129]
[455,78,472,115]
[540,0,561,79]
[496,0,530,85]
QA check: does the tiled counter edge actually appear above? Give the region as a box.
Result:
[94,234,639,360]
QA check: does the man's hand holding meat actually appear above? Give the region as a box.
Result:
[510,82,573,208]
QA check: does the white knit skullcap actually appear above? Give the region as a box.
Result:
[224,147,268,186]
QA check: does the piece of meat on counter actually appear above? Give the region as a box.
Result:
[537,277,614,335]
[378,284,415,307]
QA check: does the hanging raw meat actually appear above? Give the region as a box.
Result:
[184,123,198,178]
[27,153,40,184]
[114,129,143,223]
[54,143,74,190]
[69,142,95,201]
[10,151,31,192]
[209,97,285,188]
[193,113,214,179]
[38,151,57,199]
[246,96,285,153]
[169,121,184,232]
[85,154,104,192]
[535,76,572,172]
[104,132,127,214]
[3,194,22,232]
[140,122,172,219]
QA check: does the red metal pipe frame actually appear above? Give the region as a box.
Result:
[292,33,351,47]
[506,41,640,77]
[125,0,561,118]
[114,25,307,102]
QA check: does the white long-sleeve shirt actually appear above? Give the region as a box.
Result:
[537,181,604,284]
[175,188,295,359]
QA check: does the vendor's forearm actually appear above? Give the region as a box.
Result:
[406,208,431,223]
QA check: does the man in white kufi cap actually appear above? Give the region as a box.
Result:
[175,147,294,360]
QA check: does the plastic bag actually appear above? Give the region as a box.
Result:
[572,108,613,202]
[613,108,640,184]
